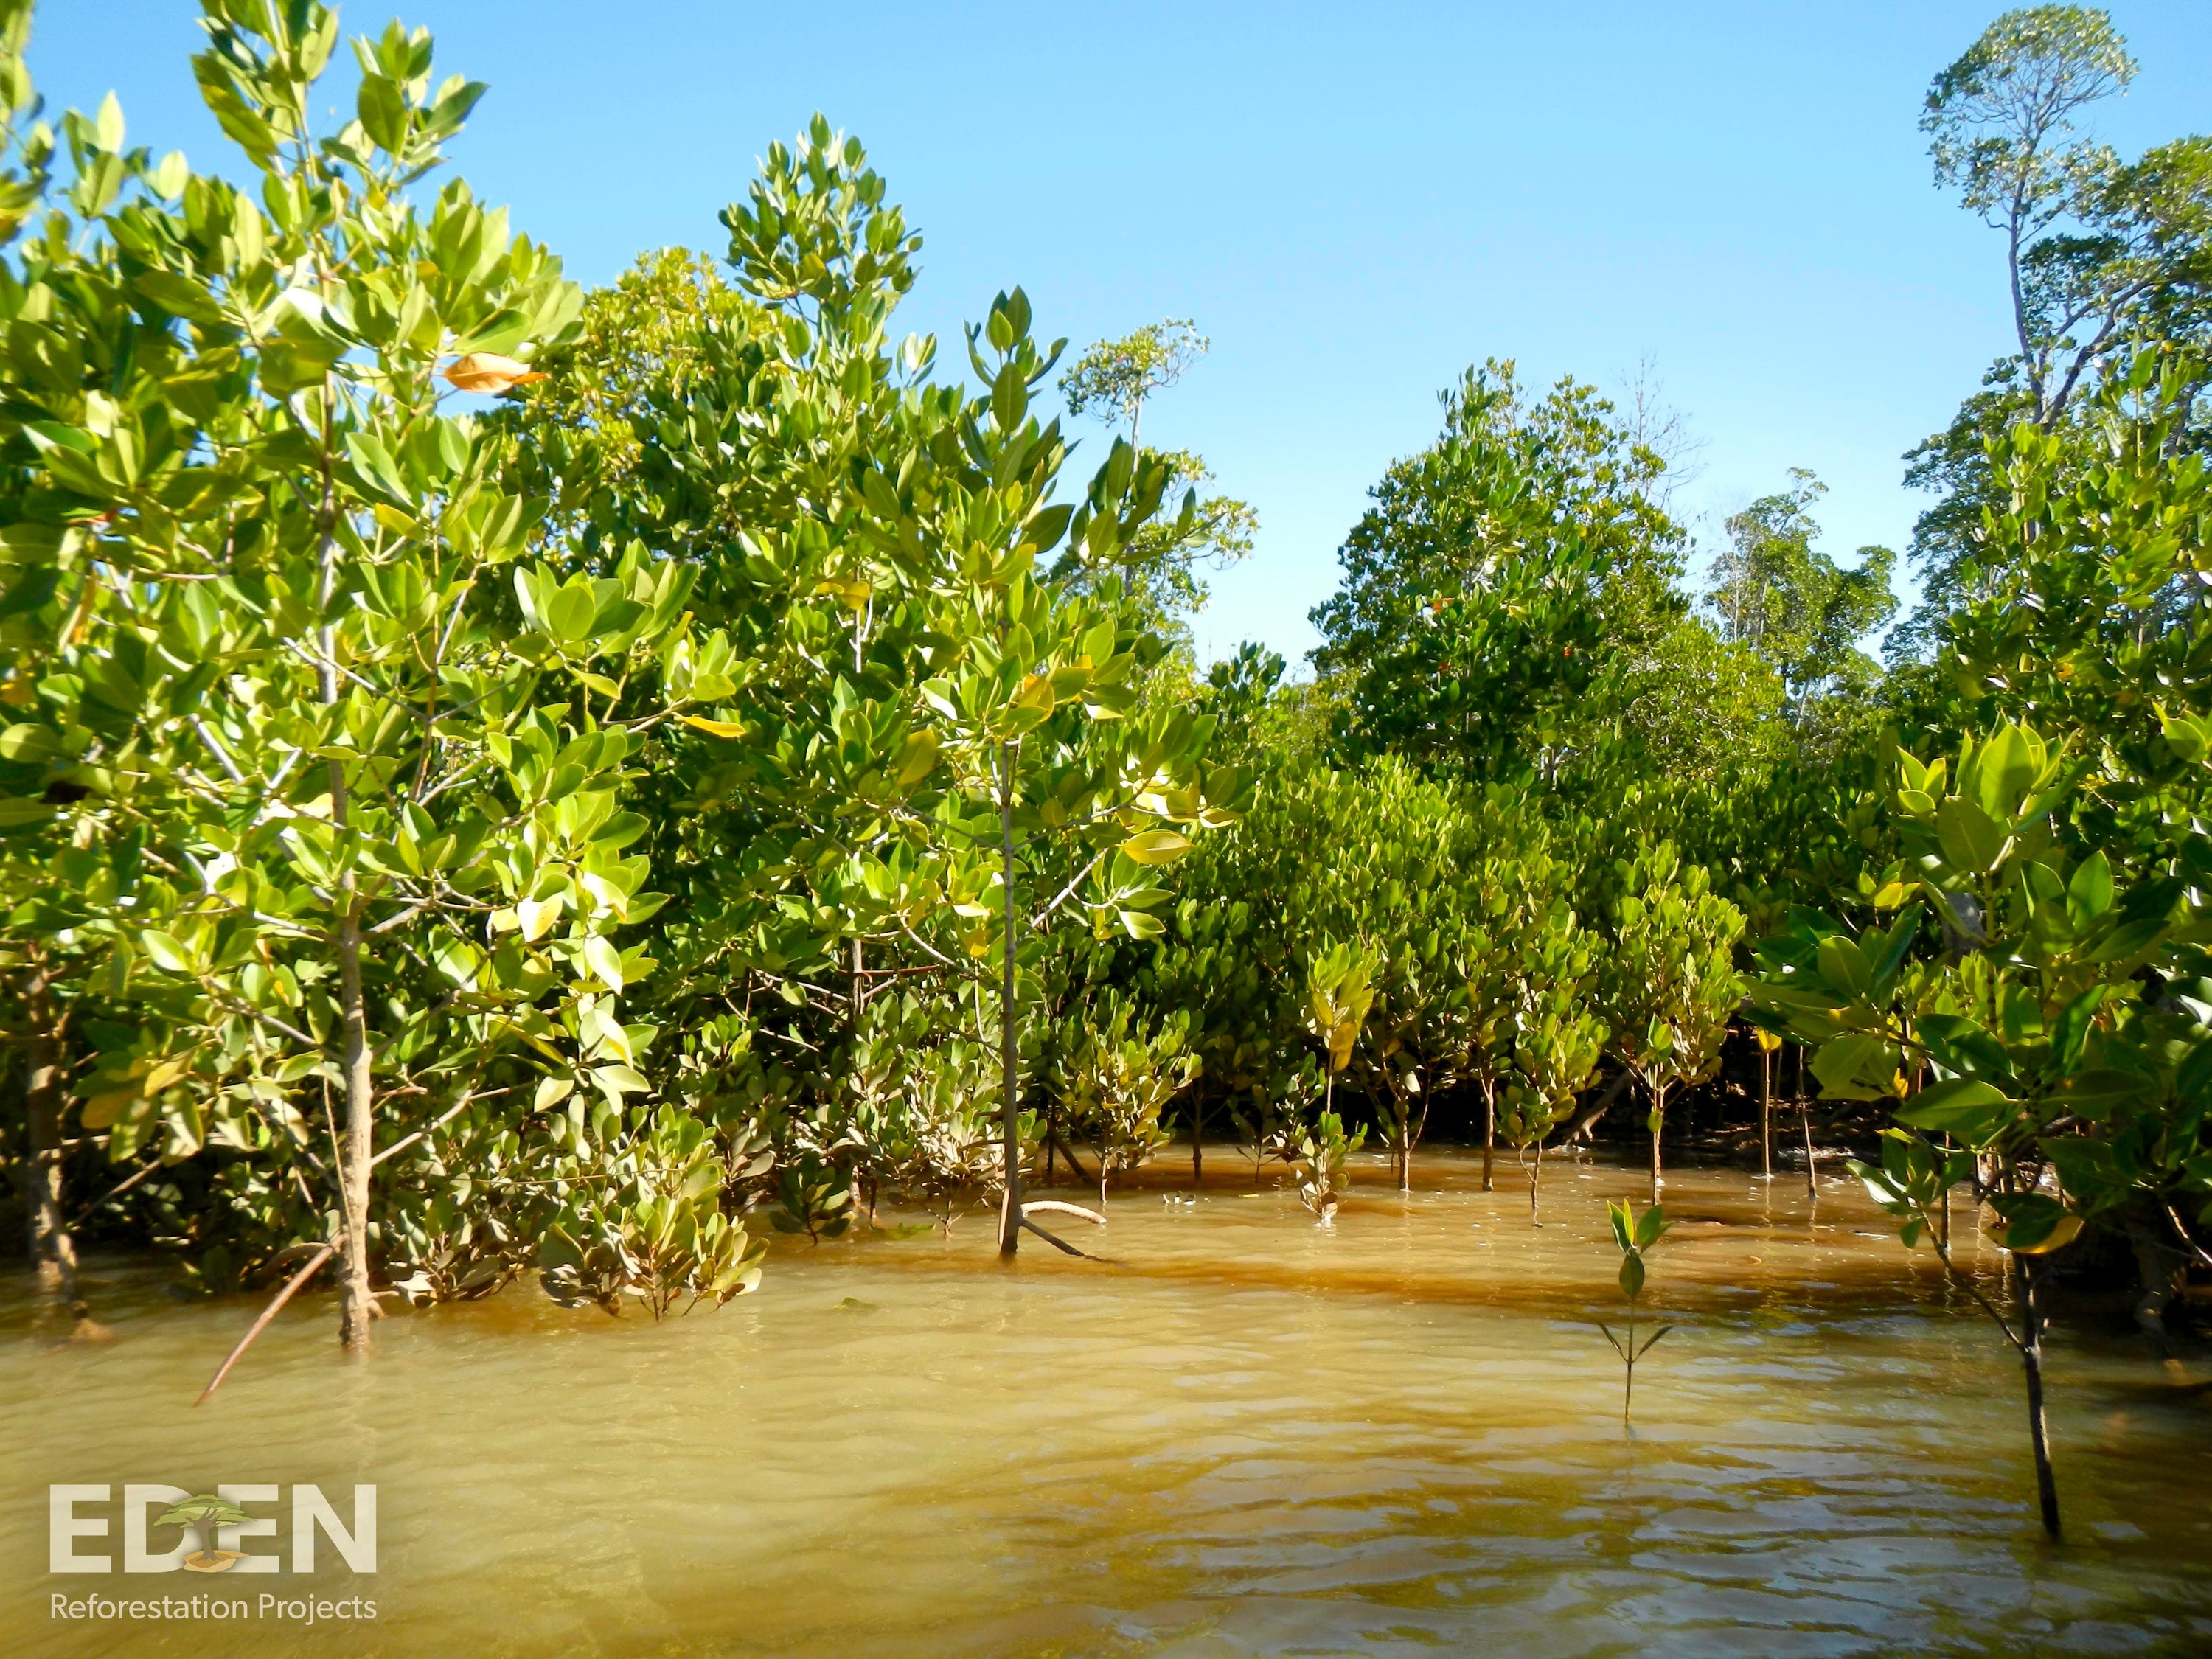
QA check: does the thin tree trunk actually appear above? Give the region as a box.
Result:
[849,611,867,1034]
[1801,1095,1817,1201]
[1649,1079,1666,1206]
[1759,1047,1771,1180]
[2014,1252,2062,1540]
[313,400,376,1352]
[333,903,375,1350]
[997,740,1022,1257]
[1529,1138,1542,1224]
[1938,1134,1952,1253]
[24,955,83,1312]
[1623,1303,1636,1421]
[1397,1097,1411,1193]
[1481,1075,1495,1192]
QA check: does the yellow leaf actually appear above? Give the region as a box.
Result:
[681,715,745,739]
[812,577,872,611]
[1988,1214,2084,1255]
[142,1054,192,1096]
[1329,1025,1357,1072]
[80,1088,140,1131]
[1121,828,1193,866]
[442,352,549,394]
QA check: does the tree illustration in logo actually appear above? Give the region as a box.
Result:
[159,1493,251,1573]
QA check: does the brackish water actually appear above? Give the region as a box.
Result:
[7,1150,2212,1658]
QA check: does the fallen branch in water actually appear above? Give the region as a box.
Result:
[1023,1200,1105,1225]
[1018,1214,1114,1262]
[195,1242,335,1406]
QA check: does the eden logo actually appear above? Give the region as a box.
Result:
[50,1485,375,1575]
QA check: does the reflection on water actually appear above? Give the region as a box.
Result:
[7,1150,2212,1658]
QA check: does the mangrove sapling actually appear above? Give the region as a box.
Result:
[1753,720,2212,1542]
[1606,844,1744,1205]
[1461,909,1517,1195]
[1305,938,1379,1151]
[1755,1026,1781,1180]
[768,1150,855,1245]
[1498,904,1605,1224]
[1059,997,1199,1207]
[1596,1199,1674,1420]
[846,290,1239,1259]
[1292,1107,1366,1223]
[158,1494,253,1573]
[539,1110,769,1317]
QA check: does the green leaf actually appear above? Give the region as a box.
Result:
[1810,1032,1892,1100]
[1893,1077,2012,1140]
[1935,796,2008,874]
[2048,1068,2150,1120]
[0,723,60,762]
[1815,934,1871,997]
[582,934,625,991]
[2067,851,2113,926]
[1617,1252,1646,1300]
[140,931,195,973]
[2088,916,2165,965]
[546,582,597,644]
[1917,1013,2009,1081]
[131,269,226,326]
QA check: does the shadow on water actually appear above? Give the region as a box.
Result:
[6,1150,2212,1658]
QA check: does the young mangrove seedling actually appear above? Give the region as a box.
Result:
[1596,1198,1674,1420]
[1292,1107,1367,1224]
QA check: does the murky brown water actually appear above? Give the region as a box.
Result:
[7,1150,2212,1658]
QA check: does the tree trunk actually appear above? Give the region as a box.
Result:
[2126,1214,2185,1360]
[1529,1138,1543,1225]
[1801,1095,1817,1201]
[2014,1252,2062,1540]
[316,428,375,1351]
[1481,1075,1495,1192]
[1649,1079,1666,1206]
[996,740,1022,1257]
[334,903,375,1351]
[1759,1048,1771,1180]
[24,956,83,1312]
[1397,1100,1411,1193]
[848,611,868,1034]
[1622,1304,1636,1421]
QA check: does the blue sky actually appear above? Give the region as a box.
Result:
[36,1,2212,666]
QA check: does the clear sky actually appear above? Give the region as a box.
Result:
[34,1,2212,666]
